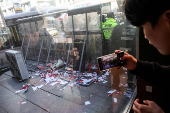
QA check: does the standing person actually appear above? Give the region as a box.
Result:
[115,0,170,112]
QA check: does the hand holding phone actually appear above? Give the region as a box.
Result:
[97,51,126,71]
[115,50,137,70]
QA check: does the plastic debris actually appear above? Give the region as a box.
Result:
[15,84,30,94]
[50,82,58,86]
[108,89,117,96]
[18,100,26,105]
[32,84,44,91]
[114,98,117,103]
[38,65,45,70]
[69,83,74,87]
[59,80,68,85]
[85,101,91,105]
[47,63,52,67]
[108,89,117,94]
[60,87,65,90]
[104,69,110,76]
[103,81,108,83]
[44,73,56,83]
[35,71,40,76]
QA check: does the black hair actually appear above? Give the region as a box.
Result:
[107,12,115,18]
[123,0,170,27]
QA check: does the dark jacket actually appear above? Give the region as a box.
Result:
[130,60,170,112]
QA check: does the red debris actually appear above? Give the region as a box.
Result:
[78,79,83,82]
[47,63,52,67]
[38,66,45,70]
[108,93,114,96]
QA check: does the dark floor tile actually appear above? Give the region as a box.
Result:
[0,74,11,83]
[19,87,59,109]
[48,97,96,113]
[0,107,8,113]
[0,95,46,113]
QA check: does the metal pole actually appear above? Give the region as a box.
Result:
[24,34,31,60]
[78,13,88,78]
[78,30,87,78]
[6,27,12,47]
[45,36,53,69]
[20,23,26,52]
[37,28,45,66]
[100,4,104,55]
[30,22,37,61]
[66,31,73,69]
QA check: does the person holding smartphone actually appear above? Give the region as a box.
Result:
[114,0,170,113]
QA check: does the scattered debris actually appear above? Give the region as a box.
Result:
[114,98,117,103]
[18,100,26,105]
[32,84,44,91]
[15,83,30,94]
[85,101,91,105]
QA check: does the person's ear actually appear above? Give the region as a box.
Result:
[166,12,170,19]
[164,10,170,26]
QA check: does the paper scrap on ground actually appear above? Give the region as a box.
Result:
[15,84,29,94]
[114,98,117,103]
[44,73,56,83]
[108,89,117,94]
[32,84,44,91]
[18,100,26,104]
[105,70,110,75]
[60,80,68,85]
[69,83,74,87]
[35,71,40,76]
[85,101,91,105]
[50,82,58,86]
[103,81,108,83]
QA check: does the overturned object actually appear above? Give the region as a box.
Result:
[51,59,65,70]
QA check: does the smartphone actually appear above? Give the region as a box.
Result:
[97,52,126,71]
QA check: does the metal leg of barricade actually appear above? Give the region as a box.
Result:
[65,31,73,70]
[6,27,12,47]
[78,30,87,79]
[30,22,37,61]
[24,34,31,61]
[36,28,45,67]
[20,23,26,52]
[45,36,53,70]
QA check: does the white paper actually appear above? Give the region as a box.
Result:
[32,86,38,91]
[114,98,117,103]
[44,73,56,83]
[103,81,108,83]
[105,70,110,75]
[32,85,44,91]
[15,85,28,94]
[50,82,58,86]
[52,70,59,74]
[85,101,91,105]
[81,78,92,84]
[98,77,104,82]
[108,89,117,94]
[15,88,27,94]
[21,102,26,104]
[37,85,44,89]
[60,80,68,85]
[35,73,40,76]
[63,72,69,77]
[69,83,74,87]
